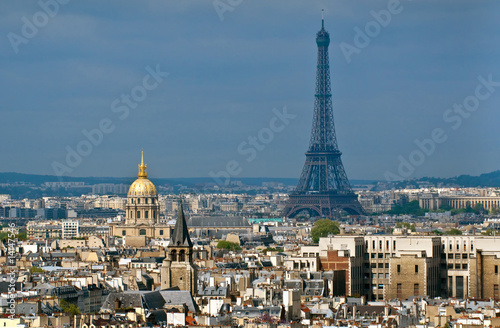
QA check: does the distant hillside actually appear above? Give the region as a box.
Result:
[0,172,300,187]
[409,170,500,188]
[3,170,499,190]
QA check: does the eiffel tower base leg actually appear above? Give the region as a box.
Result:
[282,193,364,218]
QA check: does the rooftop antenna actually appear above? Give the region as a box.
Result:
[321,9,324,29]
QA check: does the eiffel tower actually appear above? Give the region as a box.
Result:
[282,16,364,218]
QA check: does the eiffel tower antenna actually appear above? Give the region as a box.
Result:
[282,17,364,218]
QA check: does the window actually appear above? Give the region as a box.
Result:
[139,229,146,235]
[371,263,376,268]
[122,230,126,236]
[385,263,389,268]
[448,264,453,269]
[397,265,401,273]
[159,230,164,236]
[371,253,376,259]
[415,265,419,273]
[378,253,383,259]
[378,273,383,279]
[145,211,149,219]
[495,265,498,274]
[455,264,461,270]
[495,284,499,300]
[137,198,140,204]
[145,198,148,204]
[462,254,468,259]
[397,283,402,299]
[455,254,461,259]
[462,264,468,270]
[456,276,464,298]
[414,283,419,296]
[393,240,396,250]
[448,253,453,259]
[153,210,156,218]
[386,240,389,250]
[378,263,384,268]
[379,240,382,250]
[137,211,141,219]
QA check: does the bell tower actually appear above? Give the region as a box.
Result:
[161,202,197,294]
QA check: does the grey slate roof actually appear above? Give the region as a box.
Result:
[16,303,38,316]
[187,216,250,228]
[101,290,198,314]
[158,290,198,313]
[171,203,193,247]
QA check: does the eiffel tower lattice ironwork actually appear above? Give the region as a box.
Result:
[282,17,364,218]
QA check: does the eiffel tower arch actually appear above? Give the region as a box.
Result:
[282,17,364,218]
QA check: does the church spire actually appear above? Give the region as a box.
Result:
[171,201,193,247]
[138,150,147,179]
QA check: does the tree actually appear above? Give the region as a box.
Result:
[216,240,241,251]
[396,222,416,232]
[60,299,80,316]
[29,267,44,273]
[16,231,28,241]
[386,200,428,216]
[446,228,462,235]
[490,206,500,215]
[311,219,340,243]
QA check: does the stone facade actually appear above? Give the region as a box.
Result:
[161,204,198,295]
[109,153,173,240]
[318,235,500,300]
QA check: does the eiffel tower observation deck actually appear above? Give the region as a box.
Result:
[282,15,364,218]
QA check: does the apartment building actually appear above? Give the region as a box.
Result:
[316,235,500,300]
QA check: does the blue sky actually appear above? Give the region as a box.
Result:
[0,0,499,181]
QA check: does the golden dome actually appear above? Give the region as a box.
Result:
[128,151,158,196]
[128,178,157,196]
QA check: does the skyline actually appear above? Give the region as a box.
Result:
[1,1,500,181]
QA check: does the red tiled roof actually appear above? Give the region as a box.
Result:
[186,316,197,325]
